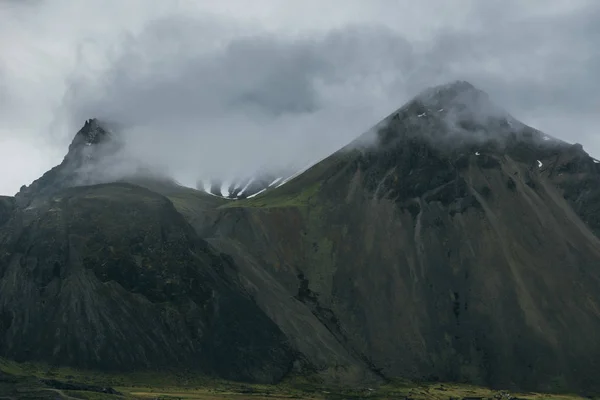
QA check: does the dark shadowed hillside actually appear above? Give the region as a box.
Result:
[173,81,600,394]
[1,183,295,382]
[2,81,600,395]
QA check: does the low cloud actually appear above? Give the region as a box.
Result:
[59,22,418,186]
[1,1,599,194]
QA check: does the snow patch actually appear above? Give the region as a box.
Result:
[594,159,600,164]
[542,134,562,142]
[238,178,255,196]
[268,177,283,187]
[537,160,543,168]
[438,108,444,112]
[417,112,427,118]
[202,189,220,197]
[475,152,480,156]
[201,181,212,193]
[220,181,231,197]
[247,188,267,198]
[277,162,315,188]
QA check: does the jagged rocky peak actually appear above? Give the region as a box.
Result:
[68,118,112,152]
[15,119,121,205]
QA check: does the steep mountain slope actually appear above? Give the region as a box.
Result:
[0,127,296,382]
[0,197,14,227]
[3,81,600,395]
[175,81,600,393]
[15,119,117,207]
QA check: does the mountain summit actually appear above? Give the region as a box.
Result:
[416,80,492,109]
[187,81,600,393]
[2,81,600,395]
[15,119,119,206]
[65,118,115,158]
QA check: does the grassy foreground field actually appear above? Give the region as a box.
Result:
[0,358,595,400]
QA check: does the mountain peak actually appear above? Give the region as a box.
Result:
[419,80,478,97]
[351,80,539,154]
[68,118,111,152]
[377,80,514,131]
[413,80,502,117]
[15,119,121,205]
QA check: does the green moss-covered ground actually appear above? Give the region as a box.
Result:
[0,358,594,400]
[218,182,322,209]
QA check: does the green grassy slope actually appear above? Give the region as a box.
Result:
[0,358,594,400]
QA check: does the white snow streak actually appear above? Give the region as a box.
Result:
[220,181,231,197]
[201,181,211,193]
[277,162,315,188]
[247,188,267,198]
[268,177,283,187]
[238,178,255,196]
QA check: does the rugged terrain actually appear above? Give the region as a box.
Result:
[0,358,593,400]
[0,122,295,383]
[2,81,600,395]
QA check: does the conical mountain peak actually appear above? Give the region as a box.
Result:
[357,80,529,151]
[417,80,479,98]
[15,119,122,205]
[67,118,112,153]
[413,80,508,120]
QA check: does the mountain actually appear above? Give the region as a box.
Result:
[2,81,600,395]
[0,122,295,382]
[15,119,116,207]
[176,81,600,393]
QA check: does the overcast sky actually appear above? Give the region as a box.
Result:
[0,0,599,195]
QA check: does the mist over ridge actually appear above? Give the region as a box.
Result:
[1,0,600,194]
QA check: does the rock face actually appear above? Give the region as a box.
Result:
[1,184,294,381]
[15,119,116,207]
[0,197,14,227]
[177,82,600,393]
[2,81,600,394]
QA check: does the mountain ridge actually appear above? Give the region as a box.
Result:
[182,81,600,393]
[2,81,600,394]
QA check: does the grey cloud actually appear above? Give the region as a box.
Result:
[59,21,420,184]
[2,0,600,194]
[66,27,319,124]
[58,4,600,186]
[0,68,6,111]
[427,2,600,116]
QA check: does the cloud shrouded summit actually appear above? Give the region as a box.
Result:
[1,0,599,194]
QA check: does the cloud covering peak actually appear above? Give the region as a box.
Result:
[1,0,599,194]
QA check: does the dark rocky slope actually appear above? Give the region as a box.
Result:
[2,81,600,395]
[176,82,600,393]
[0,132,295,382]
[0,197,14,227]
